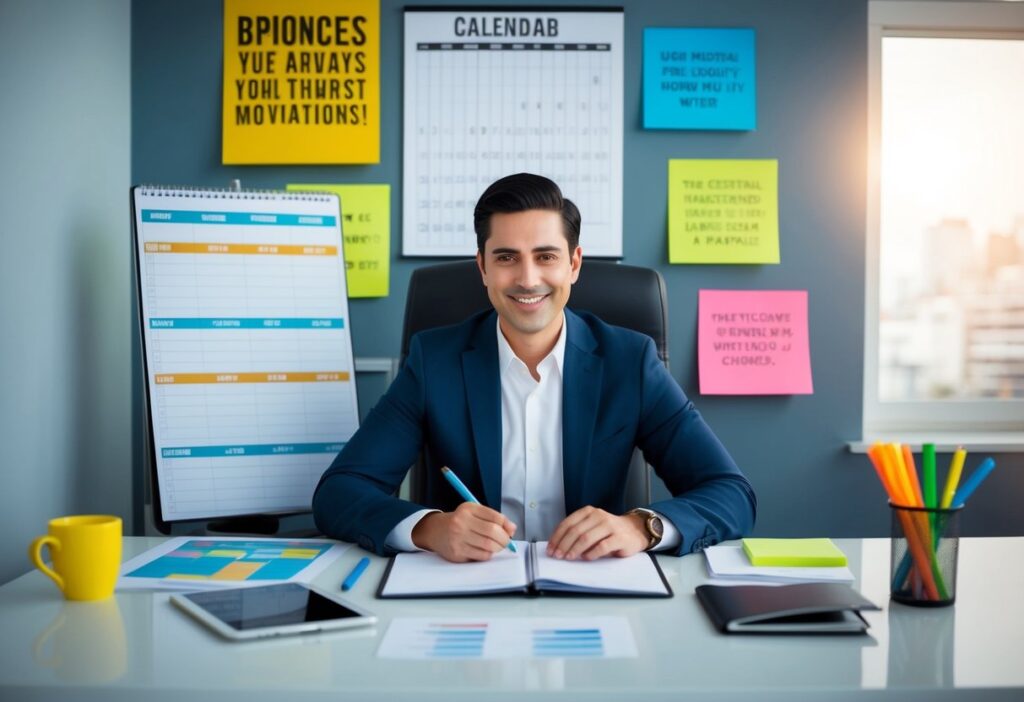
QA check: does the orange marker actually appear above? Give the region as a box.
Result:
[901,444,925,507]
[867,444,899,502]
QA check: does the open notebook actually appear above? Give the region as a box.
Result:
[377,541,672,598]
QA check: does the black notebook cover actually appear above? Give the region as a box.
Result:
[695,582,881,634]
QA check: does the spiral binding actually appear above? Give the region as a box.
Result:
[137,184,335,203]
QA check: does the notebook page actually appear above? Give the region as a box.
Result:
[380,540,530,596]
[532,541,668,595]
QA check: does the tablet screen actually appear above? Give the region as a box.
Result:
[182,583,363,631]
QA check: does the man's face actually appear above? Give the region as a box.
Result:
[476,209,582,344]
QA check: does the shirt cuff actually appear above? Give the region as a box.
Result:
[649,510,681,552]
[384,509,441,552]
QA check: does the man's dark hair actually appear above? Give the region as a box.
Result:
[473,173,581,253]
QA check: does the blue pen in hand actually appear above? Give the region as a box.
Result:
[341,557,370,591]
[441,466,517,553]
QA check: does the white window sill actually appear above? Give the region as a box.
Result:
[848,432,1024,453]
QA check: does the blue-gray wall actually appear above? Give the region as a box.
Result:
[130,0,1023,540]
[1,0,131,585]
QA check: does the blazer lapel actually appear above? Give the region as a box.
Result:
[462,313,502,509]
[562,310,602,513]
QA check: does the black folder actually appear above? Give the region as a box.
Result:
[695,582,881,634]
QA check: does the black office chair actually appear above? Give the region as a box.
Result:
[400,259,669,509]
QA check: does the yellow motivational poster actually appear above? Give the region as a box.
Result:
[223,0,380,164]
[287,183,390,298]
[668,159,779,264]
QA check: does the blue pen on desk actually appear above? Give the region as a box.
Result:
[341,557,370,591]
[441,466,517,553]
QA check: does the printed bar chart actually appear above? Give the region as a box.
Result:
[378,617,636,659]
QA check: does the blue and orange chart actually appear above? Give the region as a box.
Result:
[132,188,362,524]
[118,537,349,590]
[378,618,637,659]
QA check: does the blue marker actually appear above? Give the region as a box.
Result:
[441,466,517,553]
[951,457,996,507]
[341,557,370,591]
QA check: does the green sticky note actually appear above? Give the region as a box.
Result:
[287,183,390,298]
[668,159,780,264]
[741,538,847,567]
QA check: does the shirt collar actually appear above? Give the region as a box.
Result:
[496,312,567,377]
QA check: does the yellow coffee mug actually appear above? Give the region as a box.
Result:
[29,515,122,601]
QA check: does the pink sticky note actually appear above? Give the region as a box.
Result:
[698,290,813,395]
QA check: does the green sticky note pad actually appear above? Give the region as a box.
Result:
[741,538,847,567]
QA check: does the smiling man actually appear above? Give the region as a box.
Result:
[313,173,756,562]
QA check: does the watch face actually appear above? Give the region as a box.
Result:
[649,515,664,539]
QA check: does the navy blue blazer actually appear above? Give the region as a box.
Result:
[313,308,756,556]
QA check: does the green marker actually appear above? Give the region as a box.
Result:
[922,443,937,508]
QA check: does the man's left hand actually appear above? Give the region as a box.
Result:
[546,506,649,560]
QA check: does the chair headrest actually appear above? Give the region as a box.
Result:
[401,260,669,365]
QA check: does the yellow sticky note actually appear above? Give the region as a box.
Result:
[287,183,390,298]
[222,0,380,164]
[668,159,779,264]
[742,538,847,567]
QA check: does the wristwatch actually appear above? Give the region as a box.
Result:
[627,508,664,551]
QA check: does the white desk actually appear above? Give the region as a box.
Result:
[1,537,1022,701]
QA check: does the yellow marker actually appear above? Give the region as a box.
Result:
[940,447,967,509]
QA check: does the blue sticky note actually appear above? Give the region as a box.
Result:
[643,28,756,130]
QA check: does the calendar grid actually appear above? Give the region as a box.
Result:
[403,11,623,257]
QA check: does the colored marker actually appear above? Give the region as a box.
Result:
[341,557,370,591]
[900,443,924,507]
[940,447,966,509]
[441,466,517,553]
[867,443,900,502]
[922,443,937,509]
[951,457,996,507]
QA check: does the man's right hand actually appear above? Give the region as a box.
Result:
[411,503,516,562]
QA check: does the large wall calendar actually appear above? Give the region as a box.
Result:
[131,187,360,524]
[402,8,624,257]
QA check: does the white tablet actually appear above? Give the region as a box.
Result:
[170,582,377,641]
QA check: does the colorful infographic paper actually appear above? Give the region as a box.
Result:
[378,617,638,659]
[222,0,380,164]
[118,537,349,590]
[668,159,779,264]
[643,27,756,130]
[402,8,624,256]
[287,183,390,297]
[698,289,813,395]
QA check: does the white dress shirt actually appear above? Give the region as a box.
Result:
[385,314,680,551]
[496,313,567,541]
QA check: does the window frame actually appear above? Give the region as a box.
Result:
[863,0,1024,442]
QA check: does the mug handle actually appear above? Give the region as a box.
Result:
[29,535,65,592]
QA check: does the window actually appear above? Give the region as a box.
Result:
[865,1,1024,443]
